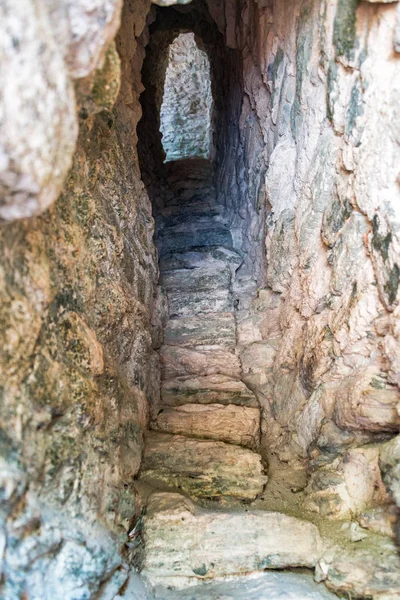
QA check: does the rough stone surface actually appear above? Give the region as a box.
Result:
[0,0,123,222]
[0,0,158,595]
[151,403,260,447]
[0,0,78,221]
[304,445,391,518]
[380,435,400,509]
[155,572,340,600]
[160,33,212,161]
[2,0,400,595]
[160,345,241,380]
[140,433,267,499]
[142,492,323,589]
[161,375,258,407]
[317,535,400,598]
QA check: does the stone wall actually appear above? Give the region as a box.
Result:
[0,0,160,596]
[209,0,400,522]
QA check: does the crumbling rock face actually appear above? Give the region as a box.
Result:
[201,0,400,520]
[0,0,123,222]
[0,0,161,596]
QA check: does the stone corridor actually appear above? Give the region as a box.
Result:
[137,158,333,596]
[1,0,400,598]
[142,158,266,499]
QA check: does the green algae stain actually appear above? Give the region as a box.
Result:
[384,264,400,306]
[333,0,358,58]
[192,564,208,576]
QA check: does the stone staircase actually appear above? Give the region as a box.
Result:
[136,160,334,597]
[139,158,267,500]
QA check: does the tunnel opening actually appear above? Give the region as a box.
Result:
[160,32,213,162]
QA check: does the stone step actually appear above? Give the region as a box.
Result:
[165,158,214,184]
[156,225,233,256]
[158,203,223,224]
[141,492,323,589]
[159,246,242,273]
[166,288,233,317]
[164,313,236,347]
[161,264,232,293]
[139,433,267,500]
[150,403,260,448]
[154,572,340,600]
[160,345,241,380]
[161,374,258,408]
[164,187,216,207]
[156,210,226,231]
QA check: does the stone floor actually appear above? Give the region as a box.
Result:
[154,572,339,600]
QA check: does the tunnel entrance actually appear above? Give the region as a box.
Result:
[160,32,213,162]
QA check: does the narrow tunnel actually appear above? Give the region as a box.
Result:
[1,0,400,598]
[136,1,268,504]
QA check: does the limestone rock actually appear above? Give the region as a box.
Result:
[166,288,232,317]
[160,33,212,161]
[317,536,400,598]
[159,247,242,272]
[155,572,341,600]
[333,371,400,432]
[156,220,233,256]
[0,0,123,222]
[358,505,399,538]
[304,446,390,518]
[139,433,267,499]
[142,492,323,589]
[164,314,236,347]
[161,265,232,293]
[151,403,260,448]
[152,0,192,6]
[160,345,241,379]
[380,435,400,507]
[161,375,258,407]
[0,0,77,221]
[47,0,123,79]
[396,4,400,53]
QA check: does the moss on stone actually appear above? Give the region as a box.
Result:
[91,42,121,112]
[346,82,363,134]
[333,0,358,58]
[384,264,400,306]
[372,214,392,262]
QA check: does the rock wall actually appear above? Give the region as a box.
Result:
[0,0,160,596]
[1,0,400,596]
[209,0,400,522]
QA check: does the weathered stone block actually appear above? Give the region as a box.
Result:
[380,435,400,507]
[142,492,323,589]
[316,535,400,598]
[151,403,260,448]
[154,572,339,600]
[164,313,236,347]
[161,375,258,407]
[167,288,232,317]
[140,433,267,500]
[160,345,241,379]
[304,446,390,518]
